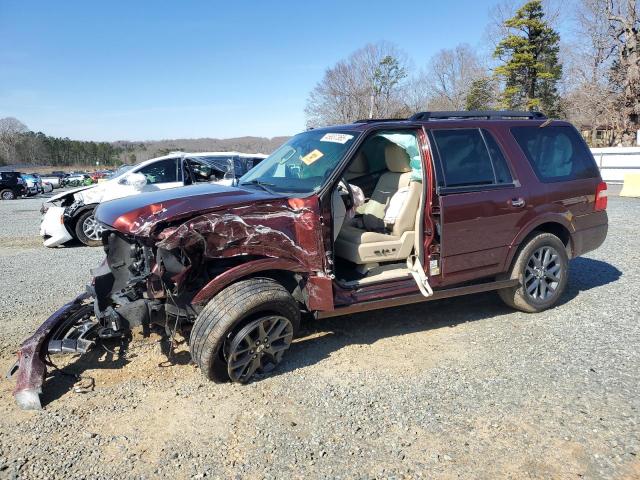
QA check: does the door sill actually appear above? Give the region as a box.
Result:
[319,278,519,319]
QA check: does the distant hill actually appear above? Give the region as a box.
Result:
[113,136,291,163]
[0,116,291,168]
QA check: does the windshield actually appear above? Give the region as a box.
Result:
[239,130,360,193]
[109,165,134,179]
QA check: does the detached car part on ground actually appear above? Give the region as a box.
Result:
[40,151,267,247]
[10,111,608,410]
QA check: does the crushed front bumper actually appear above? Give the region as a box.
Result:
[9,293,90,410]
[40,205,74,247]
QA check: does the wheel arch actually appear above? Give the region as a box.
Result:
[504,217,574,272]
[64,203,98,232]
[191,257,311,307]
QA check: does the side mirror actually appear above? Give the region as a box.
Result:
[120,172,147,189]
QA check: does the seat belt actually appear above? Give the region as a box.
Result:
[406,180,433,298]
[407,254,433,298]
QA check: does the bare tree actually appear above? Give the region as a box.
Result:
[425,44,485,110]
[604,0,640,144]
[0,117,28,164]
[563,2,620,145]
[567,0,639,145]
[305,43,410,127]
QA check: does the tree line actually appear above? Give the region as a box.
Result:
[306,0,640,147]
[0,116,287,168]
[0,117,142,167]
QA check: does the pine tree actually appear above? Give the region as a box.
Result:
[493,0,563,116]
[465,77,496,110]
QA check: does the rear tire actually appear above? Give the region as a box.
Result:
[498,232,569,313]
[190,278,300,383]
[0,189,16,200]
[75,210,103,247]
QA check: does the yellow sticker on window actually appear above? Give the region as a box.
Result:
[301,149,324,166]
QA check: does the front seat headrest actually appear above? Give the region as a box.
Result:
[349,151,368,174]
[384,143,411,173]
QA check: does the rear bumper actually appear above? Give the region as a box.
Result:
[572,212,608,257]
[9,293,89,410]
[41,206,74,247]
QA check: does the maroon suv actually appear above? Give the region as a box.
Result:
[10,111,608,409]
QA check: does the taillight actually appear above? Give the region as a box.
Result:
[595,181,608,211]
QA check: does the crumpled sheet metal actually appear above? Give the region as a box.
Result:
[13,293,89,410]
[152,203,325,271]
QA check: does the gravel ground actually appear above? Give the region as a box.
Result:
[0,193,638,479]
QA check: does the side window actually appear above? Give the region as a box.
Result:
[511,126,599,182]
[432,129,495,187]
[137,158,179,184]
[482,130,513,184]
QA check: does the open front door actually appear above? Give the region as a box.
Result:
[330,126,436,304]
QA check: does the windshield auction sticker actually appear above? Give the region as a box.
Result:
[301,149,324,165]
[320,133,354,144]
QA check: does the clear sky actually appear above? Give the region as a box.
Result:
[1,0,503,141]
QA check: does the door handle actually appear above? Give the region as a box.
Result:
[511,198,526,208]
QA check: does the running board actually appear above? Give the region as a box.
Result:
[317,278,520,319]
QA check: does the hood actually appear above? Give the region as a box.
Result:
[95,183,286,237]
[47,184,99,203]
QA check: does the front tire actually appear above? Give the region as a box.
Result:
[0,189,16,200]
[498,232,569,313]
[190,278,300,383]
[75,210,103,247]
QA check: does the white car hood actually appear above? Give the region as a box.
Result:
[47,177,145,206]
[48,185,96,202]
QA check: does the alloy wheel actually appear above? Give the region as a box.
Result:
[82,214,104,241]
[524,246,563,301]
[226,315,294,382]
[2,191,15,200]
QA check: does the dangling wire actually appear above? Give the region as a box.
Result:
[161,278,182,362]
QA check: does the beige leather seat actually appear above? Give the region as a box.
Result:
[345,151,368,180]
[335,143,421,264]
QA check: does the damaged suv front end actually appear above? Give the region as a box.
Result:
[11,179,330,409]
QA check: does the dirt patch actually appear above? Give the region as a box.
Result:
[0,236,43,249]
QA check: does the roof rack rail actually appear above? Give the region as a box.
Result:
[353,118,406,124]
[409,110,546,121]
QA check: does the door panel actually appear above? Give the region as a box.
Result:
[439,185,529,284]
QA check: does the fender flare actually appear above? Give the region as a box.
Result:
[503,213,574,270]
[191,257,311,305]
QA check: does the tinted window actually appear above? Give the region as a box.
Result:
[482,130,513,184]
[432,129,495,187]
[137,158,179,184]
[511,126,599,182]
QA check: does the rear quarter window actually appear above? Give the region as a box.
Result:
[510,126,599,182]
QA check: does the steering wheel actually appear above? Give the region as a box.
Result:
[337,177,355,210]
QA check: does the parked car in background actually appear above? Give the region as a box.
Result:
[11,110,610,410]
[0,171,27,199]
[40,174,63,188]
[89,170,111,183]
[20,174,42,196]
[40,151,267,247]
[28,174,54,193]
[64,173,93,187]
